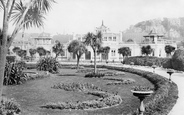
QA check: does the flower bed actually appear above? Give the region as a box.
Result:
[104,78,135,85]
[0,98,21,115]
[104,71,125,76]
[84,72,105,78]
[42,83,122,110]
[52,82,102,92]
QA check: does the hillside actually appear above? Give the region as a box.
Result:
[124,17,184,41]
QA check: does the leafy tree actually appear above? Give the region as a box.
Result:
[52,41,64,59]
[17,49,27,60]
[36,47,46,57]
[0,0,55,98]
[12,47,21,54]
[68,40,87,69]
[165,45,175,57]
[97,46,110,61]
[29,48,36,61]
[141,45,153,56]
[118,47,131,59]
[83,32,102,73]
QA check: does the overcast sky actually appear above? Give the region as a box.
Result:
[1,0,184,35]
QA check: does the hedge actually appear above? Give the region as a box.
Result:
[122,56,170,67]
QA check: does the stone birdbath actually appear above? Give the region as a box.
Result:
[131,86,154,115]
[152,65,157,73]
[167,69,174,82]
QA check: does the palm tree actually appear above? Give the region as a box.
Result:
[68,40,87,69]
[141,45,153,56]
[118,47,131,59]
[0,0,55,98]
[29,48,37,61]
[37,47,46,58]
[165,45,175,57]
[52,41,64,59]
[83,32,102,73]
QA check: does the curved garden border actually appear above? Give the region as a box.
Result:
[61,64,178,115]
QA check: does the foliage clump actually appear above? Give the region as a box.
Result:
[171,49,184,71]
[36,57,60,73]
[4,61,27,85]
[0,98,21,115]
[85,72,105,78]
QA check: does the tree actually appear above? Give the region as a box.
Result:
[0,0,55,98]
[68,40,87,69]
[29,48,36,61]
[17,49,27,60]
[37,47,46,57]
[118,47,131,59]
[83,32,102,73]
[141,45,153,56]
[12,47,21,54]
[165,45,175,57]
[52,41,64,59]
[97,46,110,62]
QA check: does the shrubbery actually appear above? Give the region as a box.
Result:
[4,62,28,85]
[6,56,16,63]
[0,98,21,115]
[84,72,105,78]
[171,49,184,71]
[36,57,60,73]
[122,56,170,67]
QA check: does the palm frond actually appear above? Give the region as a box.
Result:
[11,0,45,29]
[33,0,56,13]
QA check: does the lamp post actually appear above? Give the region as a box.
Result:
[167,69,174,82]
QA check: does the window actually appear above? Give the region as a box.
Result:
[103,37,107,41]
[113,37,116,41]
[109,37,112,41]
[111,50,116,56]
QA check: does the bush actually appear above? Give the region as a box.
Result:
[6,56,16,63]
[123,56,170,67]
[0,98,21,115]
[171,49,184,71]
[84,72,105,78]
[162,58,173,69]
[36,57,60,73]
[4,62,28,85]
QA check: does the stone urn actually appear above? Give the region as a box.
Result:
[131,90,153,115]
[167,69,174,82]
[152,65,157,73]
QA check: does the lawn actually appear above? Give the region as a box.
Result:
[3,67,154,115]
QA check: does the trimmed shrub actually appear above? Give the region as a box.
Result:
[4,62,28,85]
[36,57,60,73]
[123,56,170,67]
[6,56,16,63]
[0,98,21,115]
[85,72,105,78]
[162,58,173,69]
[171,49,184,71]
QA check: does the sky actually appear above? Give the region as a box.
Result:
[0,0,184,35]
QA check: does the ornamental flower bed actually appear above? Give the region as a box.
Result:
[104,78,135,85]
[42,83,122,110]
[104,71,125,76]
[52,82,102,92]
